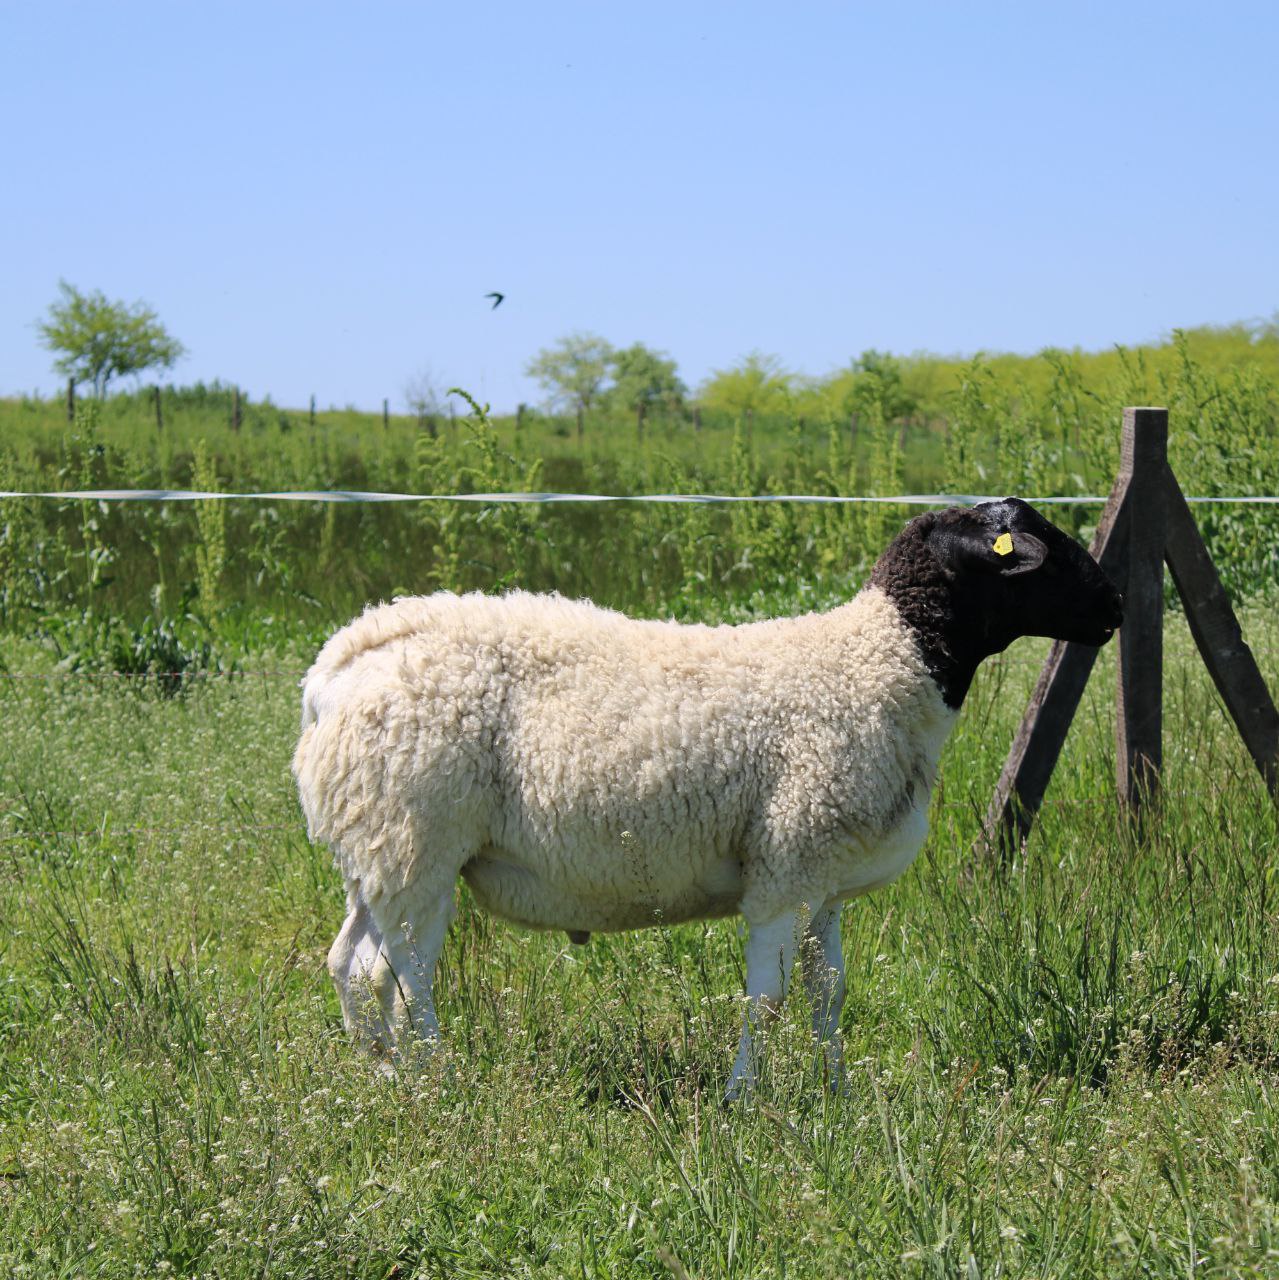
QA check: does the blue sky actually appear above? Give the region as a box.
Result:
[3,1,1276,412]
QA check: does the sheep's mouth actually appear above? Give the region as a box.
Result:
[1092,598,1124,644]
[1071,621,1118,647]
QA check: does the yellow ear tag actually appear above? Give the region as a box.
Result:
[992,532,1014,557]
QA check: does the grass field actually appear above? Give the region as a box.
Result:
[2,600,1278,1278]
[1,331,1278,1275]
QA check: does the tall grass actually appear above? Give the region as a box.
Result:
[0,609,1277,1277]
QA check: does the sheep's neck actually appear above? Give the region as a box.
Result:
[867,546,1008,711]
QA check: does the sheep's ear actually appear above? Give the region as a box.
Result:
[939,524,1048,577]
[994,531,1048,576]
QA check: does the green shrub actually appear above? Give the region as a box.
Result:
[40,606,233,697]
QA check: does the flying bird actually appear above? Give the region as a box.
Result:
[485,292,505,309]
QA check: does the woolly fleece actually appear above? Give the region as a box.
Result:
[292,587,954,934]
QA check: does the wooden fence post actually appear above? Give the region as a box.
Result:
[980,404,1278,861]
[231,387,242,432]
[383,398,389,430]
[66,378,76,423]
[981,477,1132,856]
[1115,407,1168,820]
[154,385,163,432]
[309,394,316,430]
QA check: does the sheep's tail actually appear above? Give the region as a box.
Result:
[293,663,353,837]
[298,595,451,732]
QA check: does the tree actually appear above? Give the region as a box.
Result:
[38,281,186,398]
[698,351,792,424]
[844,349,917,422]
[525,332,614,439]
[818,349,921,450]
[609,343,685,432]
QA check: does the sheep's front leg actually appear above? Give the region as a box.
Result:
[725,912,801,1101]
[801,902,847,1090]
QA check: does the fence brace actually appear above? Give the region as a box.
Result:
[980,406,1279,857]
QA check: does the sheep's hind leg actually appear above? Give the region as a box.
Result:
[370,886,456,1067]
[725,911,801,1102]
[328,889,396,1067]
[801,901,847,1091]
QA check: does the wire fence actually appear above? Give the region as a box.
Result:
[0,669,303,681]
[4,487,1279,505]
[0,788,1240,849]
[0,821,298,847]
[3,650,1274,685]
[1,490,1273,824]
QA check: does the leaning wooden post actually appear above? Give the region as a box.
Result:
[1162,475,1279,794]
[1115,407,1168,821]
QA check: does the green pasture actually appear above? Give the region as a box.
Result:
[1,329,1277,1276]
[1,606,1278,1277]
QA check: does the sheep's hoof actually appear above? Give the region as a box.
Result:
[567,929,591,945]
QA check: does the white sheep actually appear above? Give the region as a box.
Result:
[292,498,1122,1095]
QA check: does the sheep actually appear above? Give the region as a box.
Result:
[292,497,1123,1096]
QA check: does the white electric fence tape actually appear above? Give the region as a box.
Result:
[2,488,1278,504]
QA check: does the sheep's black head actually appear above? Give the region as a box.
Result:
[930,498,1124,646]
[869,497,1124,707]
